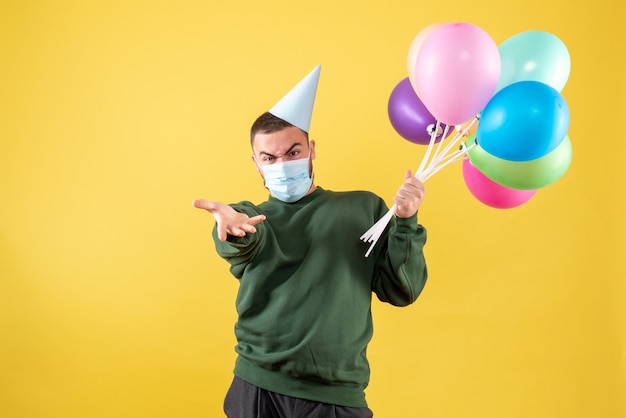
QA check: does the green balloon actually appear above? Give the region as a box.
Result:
[466,133,572,190]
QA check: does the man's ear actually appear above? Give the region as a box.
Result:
[251,154,261,172]
[309,139,316,160]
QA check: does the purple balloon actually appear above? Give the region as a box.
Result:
[388,77,444,145]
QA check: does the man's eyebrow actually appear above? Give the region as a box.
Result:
[259,143,303,157]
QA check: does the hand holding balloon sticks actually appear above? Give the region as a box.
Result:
[360,118,478,257]
[360,22,500,256]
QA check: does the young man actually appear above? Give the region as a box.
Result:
[193,66,428,417]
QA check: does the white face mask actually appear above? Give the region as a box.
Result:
[260,154,313,203]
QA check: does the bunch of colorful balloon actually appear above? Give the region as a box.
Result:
[361,23,571,256]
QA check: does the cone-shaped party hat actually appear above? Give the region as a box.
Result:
[269,65,321,133]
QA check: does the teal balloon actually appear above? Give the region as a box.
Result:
[496,30,571,92]
[466,133,572,190]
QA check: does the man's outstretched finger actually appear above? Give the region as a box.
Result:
[248,214,267,226]
[216,223,229,242]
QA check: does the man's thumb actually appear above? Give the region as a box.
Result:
[192,199,214,210]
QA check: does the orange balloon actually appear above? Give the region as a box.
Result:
[456,117,479,138]
[407,23,445,96]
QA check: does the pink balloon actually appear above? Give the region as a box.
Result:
[414,22,501,125]
[462,159,536,209]
[407,23,444,96]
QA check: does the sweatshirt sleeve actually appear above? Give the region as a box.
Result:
[371,213,428,306]
[212,202,266,279]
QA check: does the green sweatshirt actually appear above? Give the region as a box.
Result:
[213,187,428,408]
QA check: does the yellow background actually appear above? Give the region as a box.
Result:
[1,0,624,417]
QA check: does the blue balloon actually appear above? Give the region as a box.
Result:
[476,81,569,161]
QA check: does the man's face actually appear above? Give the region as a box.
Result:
[252,126,316,173]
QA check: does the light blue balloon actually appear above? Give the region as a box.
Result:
[477,81,570,162]
[496,30,571,93]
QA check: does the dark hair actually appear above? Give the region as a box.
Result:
[250,112,308,147]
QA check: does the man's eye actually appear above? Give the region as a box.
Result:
[289,151,299,156]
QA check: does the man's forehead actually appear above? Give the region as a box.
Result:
[256,140,305,155]
[253,129,308,153]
